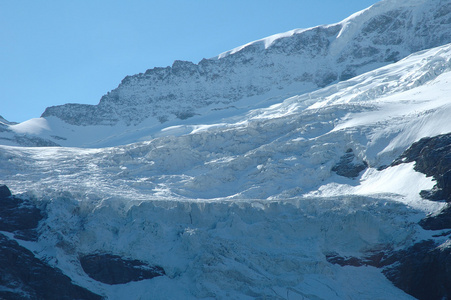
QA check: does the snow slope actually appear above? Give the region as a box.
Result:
[2,44,450,202]
[1,41,450,299]
[2,0,451,148]
[2,0,451,298]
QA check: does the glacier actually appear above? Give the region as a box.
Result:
[1,0,451,299]
[2,0,451,148]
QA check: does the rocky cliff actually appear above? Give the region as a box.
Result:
[41,0,451,127]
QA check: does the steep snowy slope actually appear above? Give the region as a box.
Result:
[1,0,451,298]
[2,0,451,147]
[3,44,450,201]
[1,42,450,299]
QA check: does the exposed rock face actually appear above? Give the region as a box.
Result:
[0,184,166,297]
[0,184,43,241]
[392,132,451,201]
[331,148,368,178]
[0,234,103,300]
[383,240,451,300]
[0,184,103,300]
[41,0,451,127]
[326,250,394,268]
[420,204,451,230]
[390,133,451,230]
[327,239,451,300]
[0,184,11,198]
[80,254,165,285]
[327,132,451,300]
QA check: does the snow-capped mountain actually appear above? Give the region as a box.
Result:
[1,0,451,299]
[2,39,451,300]
[3,43,451,200]
[2,0,451,148]
[41,0,451,127]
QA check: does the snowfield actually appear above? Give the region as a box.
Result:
[1,41,451,298]
[2,0,451,298]
[4,0,450,149]
[2,44,450,203]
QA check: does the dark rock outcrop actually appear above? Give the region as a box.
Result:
[0,184,165,296]
[392,133,451,201]
[383,240,451,300]
[358,133,451,298]
[0,184,103,300]
[390,133,451,230]
[420,204,451,230]
[0,184,43,241]
[0,184,11,198]
[0,234,103,300]
[80,254,165,285]
[331,132,451,298]
[326,249,396,268]
[327,239,451,300]
[331,148,368,178]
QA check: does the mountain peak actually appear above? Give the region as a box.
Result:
[3,2,451,299]
[39,0,451,132]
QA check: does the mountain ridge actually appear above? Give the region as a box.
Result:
[40,0,451,129]
[1,1,451,298]
[1,0,450,148]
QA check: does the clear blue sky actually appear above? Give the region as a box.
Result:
[1,0,379,123]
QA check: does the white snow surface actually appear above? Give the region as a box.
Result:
[2,1,451,297]
[218,0,429,59]
[3,0,448,146]
[1,41,451,298]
